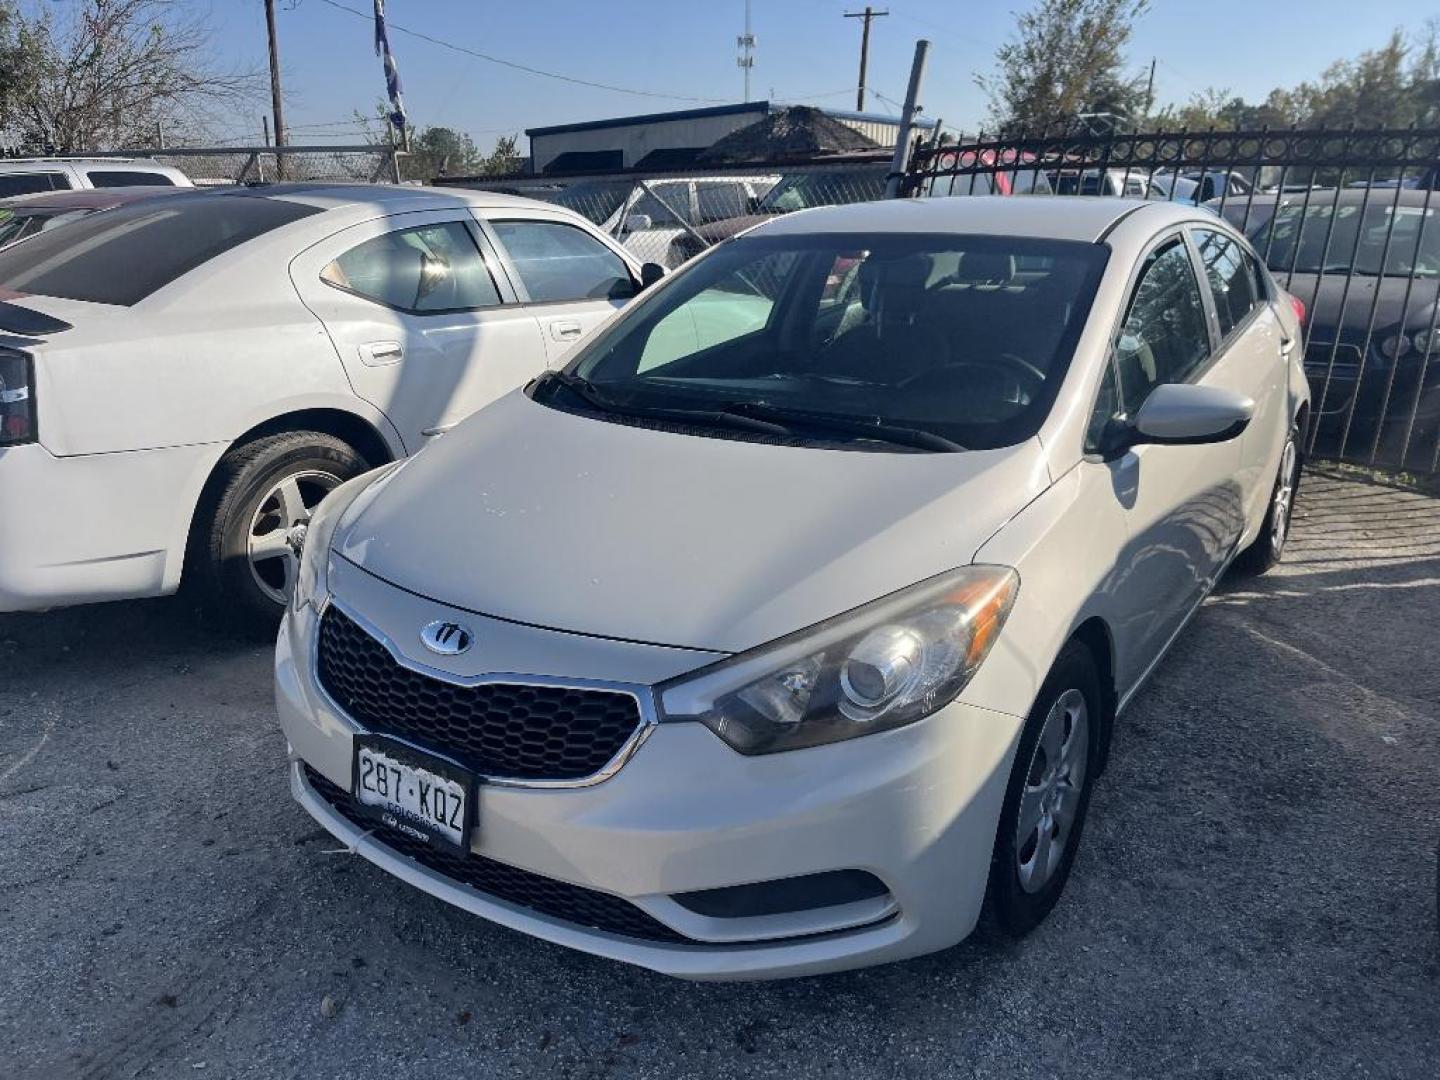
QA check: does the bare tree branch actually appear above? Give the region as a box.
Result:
[1,0,261,153]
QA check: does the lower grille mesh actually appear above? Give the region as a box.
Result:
[303,765,688,945]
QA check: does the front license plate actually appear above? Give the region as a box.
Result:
[352,735,475,852]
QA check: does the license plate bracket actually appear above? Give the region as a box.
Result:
[350,734,477,854]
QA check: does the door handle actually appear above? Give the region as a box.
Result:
[359,340,403,366]
[549,320,583,342]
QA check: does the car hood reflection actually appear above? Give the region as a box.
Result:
[337,390,1051,654]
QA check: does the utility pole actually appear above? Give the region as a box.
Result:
[264,0,287,177]
[1144,57,1156,120]
[883,38,929,199]
[736,0,756,103]
[844,7,888,113]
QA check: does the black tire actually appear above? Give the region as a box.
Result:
[188,431,369,636]
[984,640,1104,937]
[1234,420,1302,576]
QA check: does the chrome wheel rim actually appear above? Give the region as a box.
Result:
[1016,688,1089,894]
[247,470,341,605]
[1271,436,1298,553]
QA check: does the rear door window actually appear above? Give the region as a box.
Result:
[321,222,502,313]
[85,170,176,188]
[695,182,748,224]
[490,219,634,302]
[0,193,320,305]
[1193,228,1260,340]
[0,172,72,197]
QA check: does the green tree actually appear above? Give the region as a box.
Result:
[980,0,1150,133]
[1159,23,1440,131]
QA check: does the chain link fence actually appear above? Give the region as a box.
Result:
[85,145,404,186]
[434,158,892,269]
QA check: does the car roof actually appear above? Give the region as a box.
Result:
[225,182,561,214]
[0,186,189,210]
[750,195,1195,242]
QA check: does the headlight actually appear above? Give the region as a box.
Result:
[658,566,1019,755]
[291,462,402,613]
[1412,328,1440,356]
[1380,333,1412,360]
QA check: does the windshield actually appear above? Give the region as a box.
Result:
[1254,201,1440,277]
[0,193,319,305]
[0,207,94,250]
[758,172,885,213]
[545,232,1108,451]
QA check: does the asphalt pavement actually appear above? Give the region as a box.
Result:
[2,466,1437,1080]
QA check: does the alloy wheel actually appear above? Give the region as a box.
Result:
[1016,688,1090,894]
[247,470,341,605]
[1271,436,1299,554]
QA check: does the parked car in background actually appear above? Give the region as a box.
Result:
[1248,188,1440,462]
[1205,191,1287,234]
[0,157,192,197]
[0,184,654,626]
[522,174,777,267]
[671,162,891,261]
[0,186,190,250]
[1152,169,1253,204]
[1049,168,1167,199]
[277,196,1308,979]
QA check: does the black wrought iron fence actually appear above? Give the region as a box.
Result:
[434,158,891,269]
[904,128,1440,474]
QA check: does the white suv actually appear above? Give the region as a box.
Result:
[0,184,649,629]
[0,158,193,198]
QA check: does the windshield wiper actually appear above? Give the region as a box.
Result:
[723,401,965,452]
[538,371,793,437]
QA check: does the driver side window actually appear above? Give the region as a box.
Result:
[1087,237,1212,450]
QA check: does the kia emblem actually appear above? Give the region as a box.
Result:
[420,620,473,656]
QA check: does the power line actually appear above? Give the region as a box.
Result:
[313,0,727,104]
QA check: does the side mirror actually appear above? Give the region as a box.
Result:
[639,262,667,290]
[623,213,653,234]
[1131,383,1254,446]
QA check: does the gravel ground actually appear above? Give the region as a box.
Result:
[2,466,1437,1080]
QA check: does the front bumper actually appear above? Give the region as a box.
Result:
[0,440,216,611]
[276,560,1028,980]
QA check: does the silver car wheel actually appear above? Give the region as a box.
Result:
[1016,687,1090,895]
[247,470,340,605]
[1270,435,1298,554]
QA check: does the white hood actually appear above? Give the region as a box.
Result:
[338,391,1051,653]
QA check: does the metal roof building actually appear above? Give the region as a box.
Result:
[524,101,934,175]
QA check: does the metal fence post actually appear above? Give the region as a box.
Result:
[884,38,930,199]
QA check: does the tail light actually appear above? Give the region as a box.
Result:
[1288,293,1306,328]
[0,349,36,446]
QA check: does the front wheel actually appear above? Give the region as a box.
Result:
[190,432,369,635]
[1235,421,1302,576]
[984,641,1104,937]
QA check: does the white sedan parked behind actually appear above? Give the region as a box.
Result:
[0,184,652,627]
[277,196,1310,979]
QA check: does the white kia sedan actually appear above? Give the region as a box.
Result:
[0,184,651,627]
[276,196,1309,979]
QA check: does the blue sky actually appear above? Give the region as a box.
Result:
[207,0,1437,148]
